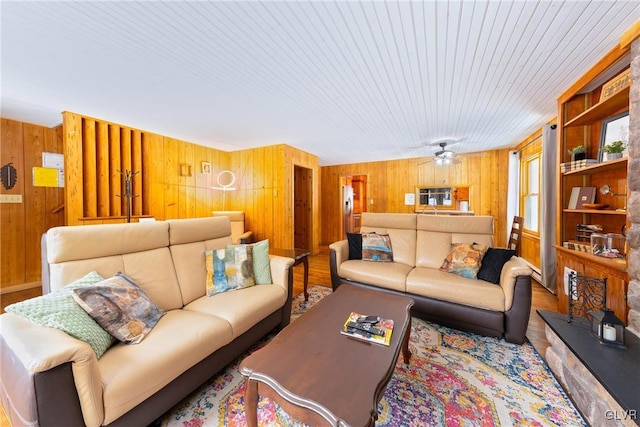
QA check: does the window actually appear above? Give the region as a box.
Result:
[521,155,540,233]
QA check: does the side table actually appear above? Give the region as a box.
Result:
[270,248,310,301]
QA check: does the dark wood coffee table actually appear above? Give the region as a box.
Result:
[239,284,414,426]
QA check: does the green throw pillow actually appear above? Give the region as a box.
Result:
[5,271,116,358]
[241,239,272,285]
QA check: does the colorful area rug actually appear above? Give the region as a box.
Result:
[159,285,585,426]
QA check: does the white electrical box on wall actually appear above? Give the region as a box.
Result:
[563,266,578,300]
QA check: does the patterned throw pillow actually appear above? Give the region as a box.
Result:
[440,243,489,279]
[205,244,256,296]
[5,271,116,358]
[72,273,164,344]
[362,233,393,262]
[249,239,272,285]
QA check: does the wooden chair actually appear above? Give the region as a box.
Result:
[508,216,524,256]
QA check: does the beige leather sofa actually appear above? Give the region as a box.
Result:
[330,213,533,344]
[0,217,294,427]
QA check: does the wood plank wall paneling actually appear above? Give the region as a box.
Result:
[320,150,511,246]
[1,118,64,292]
[60,112,319,254]
[228,144,320,254]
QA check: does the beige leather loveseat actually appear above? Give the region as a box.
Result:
[0,216,294,427]
[330,213,533,344]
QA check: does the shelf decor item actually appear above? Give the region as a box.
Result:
[567,145,587,162]
[599,68,631,102]
[598,111,629,162]
[590,233,626,259]
[590,309,626,348]
[601,140,625,161]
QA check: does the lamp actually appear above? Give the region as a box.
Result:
[211,170,237,210]
[599,184,626,211]
[590,309,626,348]
[211,170,236,192]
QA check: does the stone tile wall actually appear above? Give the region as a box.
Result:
[628,37,639,337]
[545,328,636,426]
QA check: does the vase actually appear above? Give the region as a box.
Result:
[571,153,586,161]
[603,152,622,161]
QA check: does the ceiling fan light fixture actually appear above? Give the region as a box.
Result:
[435,155,453,166]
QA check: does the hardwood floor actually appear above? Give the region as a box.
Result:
[0,246,557,427]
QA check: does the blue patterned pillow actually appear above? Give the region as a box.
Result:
[5,271,116,358]
[72,273,164,344]
[362,233,393,262]
[205,244,256,296]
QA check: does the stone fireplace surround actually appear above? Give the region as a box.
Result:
[544,35,640,427]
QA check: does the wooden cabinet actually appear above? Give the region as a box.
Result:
[556,46,631,322]
[555,246,629,322]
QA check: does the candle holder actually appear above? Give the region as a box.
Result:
[590,309,626,348]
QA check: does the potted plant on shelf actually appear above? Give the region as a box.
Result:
[602,140,625,161]
[568,145,587,161]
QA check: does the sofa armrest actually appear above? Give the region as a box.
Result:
[0,313,104,427]
[329,240,348,290]
[239,231,254,244]
[499,257,533,311]
[504,275,532,344]
[269,255,295,294]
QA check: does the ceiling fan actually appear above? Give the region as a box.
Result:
[434,142,456,166]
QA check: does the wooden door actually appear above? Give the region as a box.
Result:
[294,165,312,250]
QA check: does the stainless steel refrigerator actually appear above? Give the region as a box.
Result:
[342,184,354,239]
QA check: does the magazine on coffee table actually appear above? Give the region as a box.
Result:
[340,312,394,346]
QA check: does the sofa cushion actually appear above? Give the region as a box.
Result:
[5,271,115,358]
[170,238,233,306]
[347,233,362,260]
[46,221,169,265]
[362,233,393,262]
[167,216,232,246]
[361,212,417,267]
[339,260,412,292]
[72,273,164,344]
[184,284,287,338]
[440,243,489,279]
[407,267,505,311]
[98,309,233,424]
[477,248,516,284]
[415,215,494,269]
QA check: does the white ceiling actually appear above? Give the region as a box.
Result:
[1,1,638,166]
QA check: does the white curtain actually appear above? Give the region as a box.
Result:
[540,124,557,293]
[506,150,520,243]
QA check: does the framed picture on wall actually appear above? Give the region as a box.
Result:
[201,162,212,174]
[598,111,629,162]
